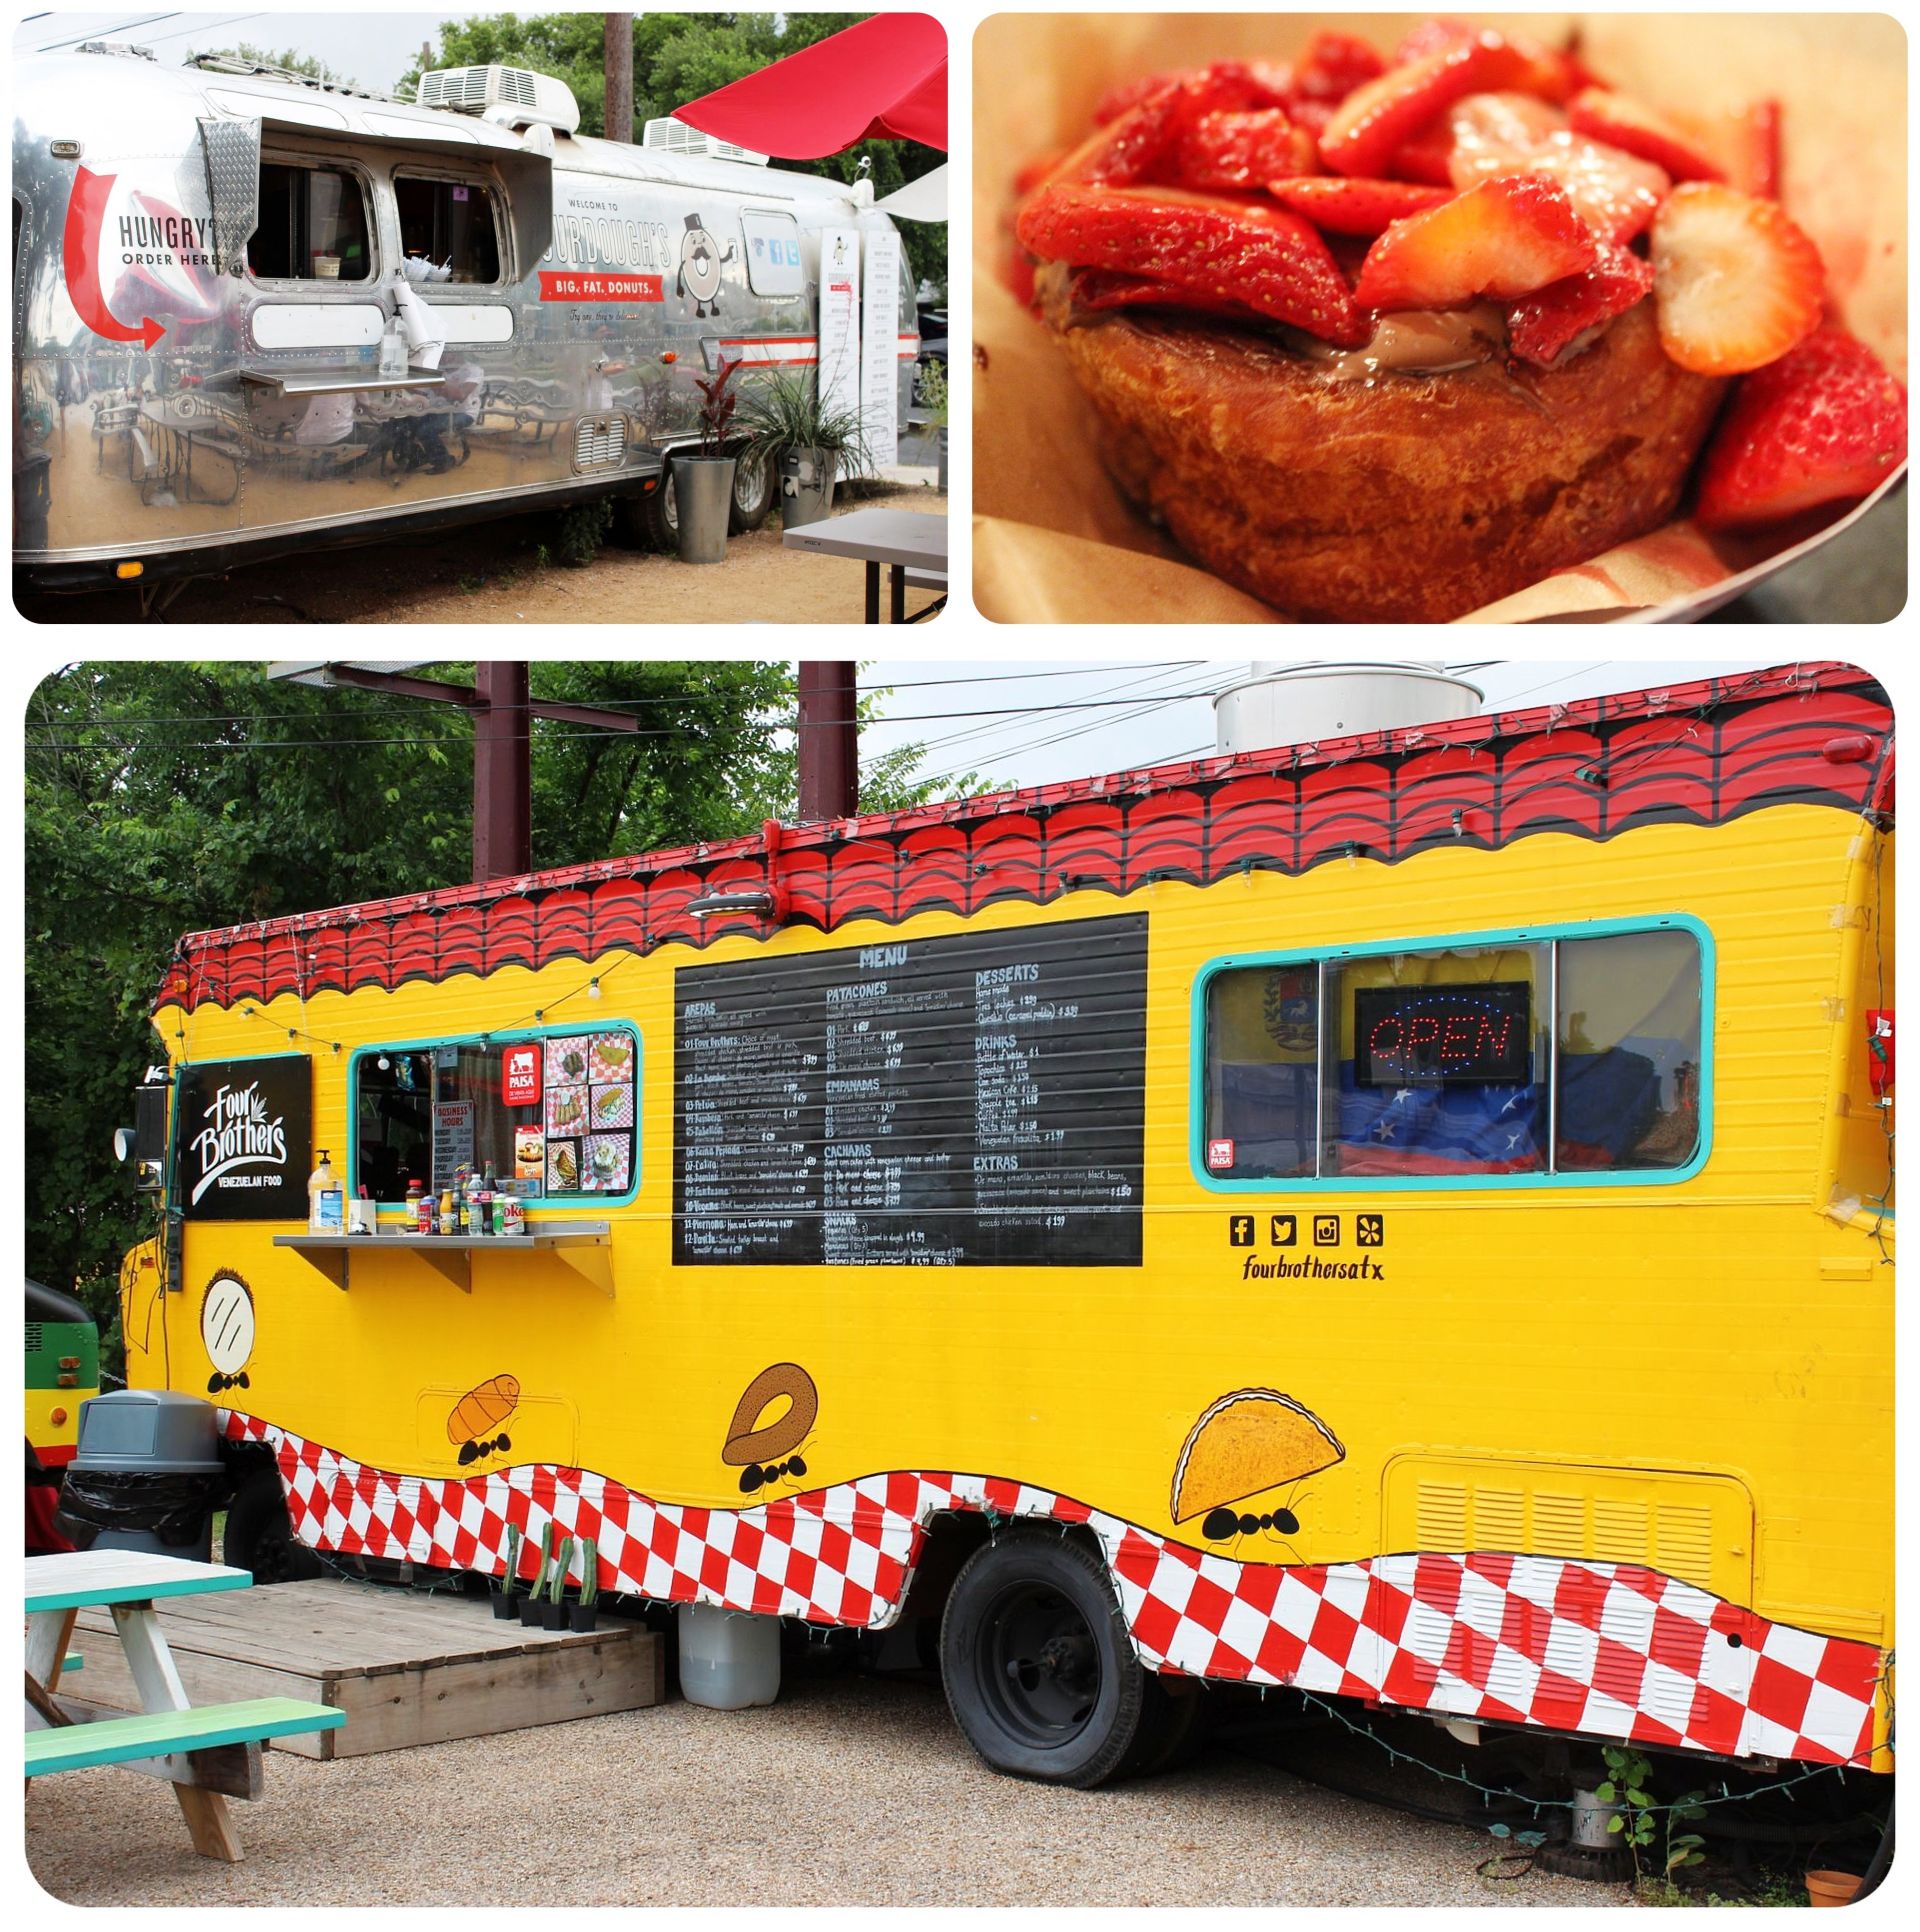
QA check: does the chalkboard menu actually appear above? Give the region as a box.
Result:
[674,914,1148,1267]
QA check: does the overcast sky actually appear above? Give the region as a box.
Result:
[855,660,1774,795]
[14,9,473,91]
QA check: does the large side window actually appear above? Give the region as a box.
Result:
[250,159,373,281]
[394,173,503,284]
[741,209,804,297]
[1200,924,1704,1185]
[353,1028,639,1204]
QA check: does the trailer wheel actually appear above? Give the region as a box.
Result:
[939,1528,1148,1788]
[222,1467,322,1584]
[728,448,777,532]
[640,467,680,552]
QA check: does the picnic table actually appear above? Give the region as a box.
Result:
[25,1549,342,1862]
[782,507,948,623]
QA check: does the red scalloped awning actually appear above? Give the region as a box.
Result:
[674,14,947,159]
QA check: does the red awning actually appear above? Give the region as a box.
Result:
[674,14,947,160]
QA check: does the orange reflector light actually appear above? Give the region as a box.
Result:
[116,561,144,579]
[50,1407,68,1426]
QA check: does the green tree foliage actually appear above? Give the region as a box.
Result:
[397,13,946,296]
[200,42,358,86]
[25,661,981,1350]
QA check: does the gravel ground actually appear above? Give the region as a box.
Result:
[27,1667,1619,1909]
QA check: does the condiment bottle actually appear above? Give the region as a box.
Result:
[438,1186,455,1236]
[404,1176,423,1222]
[416,1184,435,1236]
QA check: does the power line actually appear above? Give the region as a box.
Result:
[33,12,179,52]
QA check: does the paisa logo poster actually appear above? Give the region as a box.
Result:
[178,1057,313,1221]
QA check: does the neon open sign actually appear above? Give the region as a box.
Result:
[1352,982,1533,1087]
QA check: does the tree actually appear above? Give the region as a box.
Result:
[197,42,358,87]
[24,661,985,1358]
[399,13,946,296]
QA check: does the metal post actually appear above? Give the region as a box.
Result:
[796,661,858,821]
[473,661,532,881]
[604,14,635,143]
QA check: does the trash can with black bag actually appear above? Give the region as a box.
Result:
[55,1390,228,1562]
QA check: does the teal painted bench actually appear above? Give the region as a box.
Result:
[26,1697,343,1778]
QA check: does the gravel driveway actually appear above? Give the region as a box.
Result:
[27,1666,1616,1908]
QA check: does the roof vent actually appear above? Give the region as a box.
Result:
[417,65,580,134]
[78,40,157,60]
[1215,662,1483,756]
[642,116,768,166]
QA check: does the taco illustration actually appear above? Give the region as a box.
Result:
[1169,1388,1345,1525]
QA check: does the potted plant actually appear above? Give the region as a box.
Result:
[916,355,949,493]
[492,1521,523,1620]
[672,356,742,564]
[570,1537,600,1633]
[542,1534,575,1630]
[519,1522,553,1627]
[733,370,872,530]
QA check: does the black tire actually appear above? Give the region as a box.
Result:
[1123,1671,1208,1779]
[609,490,655,550]
[222,1467,323,1583]
[728,447,777,533]
[939,1528,1149,1788]
[641,466,680,552]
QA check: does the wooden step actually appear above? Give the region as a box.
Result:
[26,1696,343,1776]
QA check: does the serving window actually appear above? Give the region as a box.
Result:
[353,1026,639,1205]
[394,172,504,284]
[741,209,804,297]
[249,158,374,281]
[1200,923,1703,1185]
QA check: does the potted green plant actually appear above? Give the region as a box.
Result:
[672,356,742,564]
[492,1521,522,1620]
[519,1521,553,1627]
[733,370,872,530]
[541,1533,574,1630]
[570,1536,600,1633]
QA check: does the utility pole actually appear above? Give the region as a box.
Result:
[604,13,634,142]
[796,662,859,821]
[266,663,642,883]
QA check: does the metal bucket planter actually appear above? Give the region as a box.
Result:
[672,452,736,564]
[778,447,836,528]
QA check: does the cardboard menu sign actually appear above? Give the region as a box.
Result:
[972,12,1908,624]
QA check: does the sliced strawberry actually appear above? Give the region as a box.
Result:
[1650,182,1824,375]
[1696,328,1908,529]
[1568,88,1726,183]
[1386,119,1458,185]
[1448,90,1569,157]
[1012,151,1066,197]
[1286,30,1385,105]
[1352,173,1594,310]
[1051,68,1260,188]
[1270,175,1454,237]
[1287,96,1336,142]
[1506,241,1656,365]
[1174,108,1317,190]
[1069,268,1271,323]
[1723,99,1782,198]
[1395,17,1580,102]
[1017,182,1367,345]
[1095,60,1289,126]
[1318,34,1530,179]
[1450,126,1668,246]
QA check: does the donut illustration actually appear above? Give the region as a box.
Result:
[200,1270,255,1395]
[722,1362,818,1495]
[449,1373,519,1466]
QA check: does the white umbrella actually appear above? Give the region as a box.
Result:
[872,163,947,222]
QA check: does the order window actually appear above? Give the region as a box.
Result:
[1201,925,1702,1183]
[250,160,373,281]
[394,173,502,284]
[354,1028,638,1203]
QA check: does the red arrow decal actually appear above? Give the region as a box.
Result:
[63,165,166,349]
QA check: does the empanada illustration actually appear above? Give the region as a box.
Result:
[1170,1389,1344,1525]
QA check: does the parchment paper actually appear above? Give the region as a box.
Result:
[972,13,1908,624]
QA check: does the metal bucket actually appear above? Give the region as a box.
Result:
[779,447,836,528]
[673,453,736,564]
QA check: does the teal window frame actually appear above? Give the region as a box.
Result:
[347,1020,641,1214]
[1190,914,1714,1194]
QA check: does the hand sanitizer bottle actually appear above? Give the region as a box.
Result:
[379,311,406,380]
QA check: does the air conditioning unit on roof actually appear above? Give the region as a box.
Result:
[642,117,768,167]
[417,65,580,134]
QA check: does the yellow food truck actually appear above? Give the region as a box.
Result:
[120,660,1893,1792]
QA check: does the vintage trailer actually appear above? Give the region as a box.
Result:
[12,45,919,594]
[120,662,1894,1790]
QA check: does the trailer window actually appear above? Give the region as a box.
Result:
[352,1028,639,1205]
[250,161,372,281]
[1198,921,1705,1187]
[395,174,502,284]
[741,210,803,297]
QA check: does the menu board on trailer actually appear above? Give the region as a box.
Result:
[859,225,901,471]
[673,914,1148,1266]
[817,226,862,462]
[431,1101,474,1181]
[177,1055,312,1221]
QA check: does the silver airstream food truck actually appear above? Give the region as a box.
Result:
[12,44,921,595]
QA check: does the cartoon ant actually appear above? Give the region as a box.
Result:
[1170,1387,1344,1565]
[449,1374,520,1469]
[458,1432,512,1467]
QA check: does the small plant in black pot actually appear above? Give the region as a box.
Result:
[519,1522,553,1626]
[570,1537,600,1633]
[542,1533,575,1630]
[492,1521,523,1619]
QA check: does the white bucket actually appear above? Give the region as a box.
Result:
[677,1601,780,1709]
[313,255,342,279]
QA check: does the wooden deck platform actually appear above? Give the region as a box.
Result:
[65,1580,664,1760]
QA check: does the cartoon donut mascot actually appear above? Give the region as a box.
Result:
[676,211,736,319]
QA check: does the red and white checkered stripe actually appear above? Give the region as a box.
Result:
[223,1411,1883,1770]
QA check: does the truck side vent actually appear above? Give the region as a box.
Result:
[26,1322,43,1354]
[573,416,628,472]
